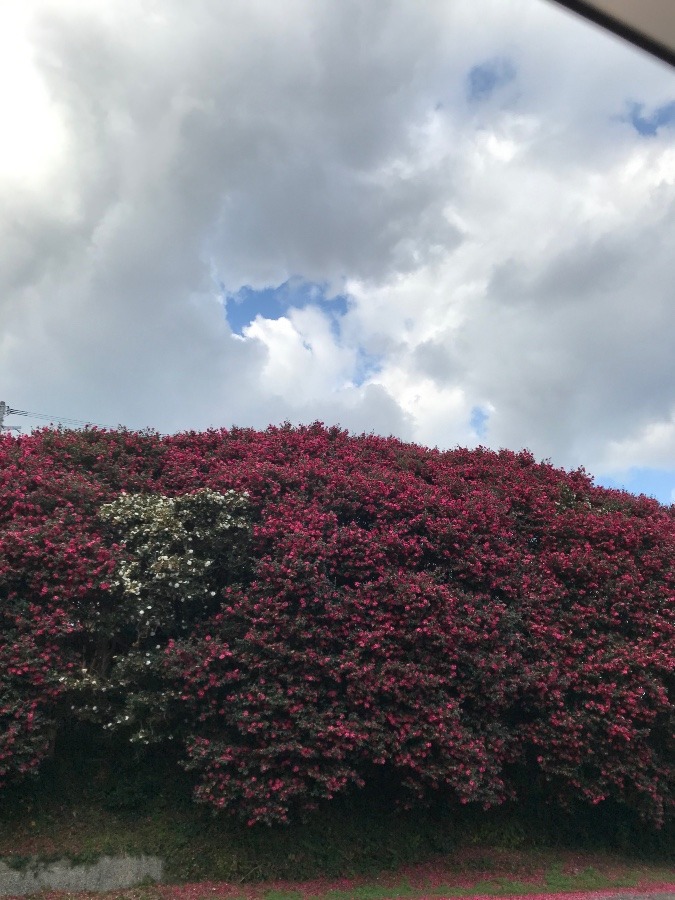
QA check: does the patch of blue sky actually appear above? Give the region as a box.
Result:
[593,467,675,507]
[470,406,489,438]
[624,99,675,137]
[352,348,383,388]
[466,58,516,103]
[223,278,350,336]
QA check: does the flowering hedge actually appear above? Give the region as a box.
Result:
[0,424,672,827]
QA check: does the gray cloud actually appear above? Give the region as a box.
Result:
[1,0,674,488]
[453,190,675,467]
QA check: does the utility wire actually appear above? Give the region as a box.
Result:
[3,405,109,429]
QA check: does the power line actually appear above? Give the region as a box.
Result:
[1,401,109,431]
[9,408,107,427]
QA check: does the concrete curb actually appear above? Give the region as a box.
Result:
[0,854,163,897]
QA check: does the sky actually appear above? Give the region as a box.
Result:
[0,0,674,503]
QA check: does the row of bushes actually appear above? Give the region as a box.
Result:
[0,423,673,826]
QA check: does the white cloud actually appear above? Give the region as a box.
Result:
[244,305,354,403]
[0,0,673,486]
[599,409,675,474]
[0,6,67,184]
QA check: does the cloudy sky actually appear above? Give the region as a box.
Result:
[1,0,674,502]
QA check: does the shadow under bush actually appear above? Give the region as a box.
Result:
[0,731,672,883]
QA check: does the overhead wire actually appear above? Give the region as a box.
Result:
[5,407,109,428]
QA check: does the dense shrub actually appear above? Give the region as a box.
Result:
[71,488,252,746]
[0,423,673,827]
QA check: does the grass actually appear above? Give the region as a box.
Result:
[0,729,672,897]
[7,860,673,900]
